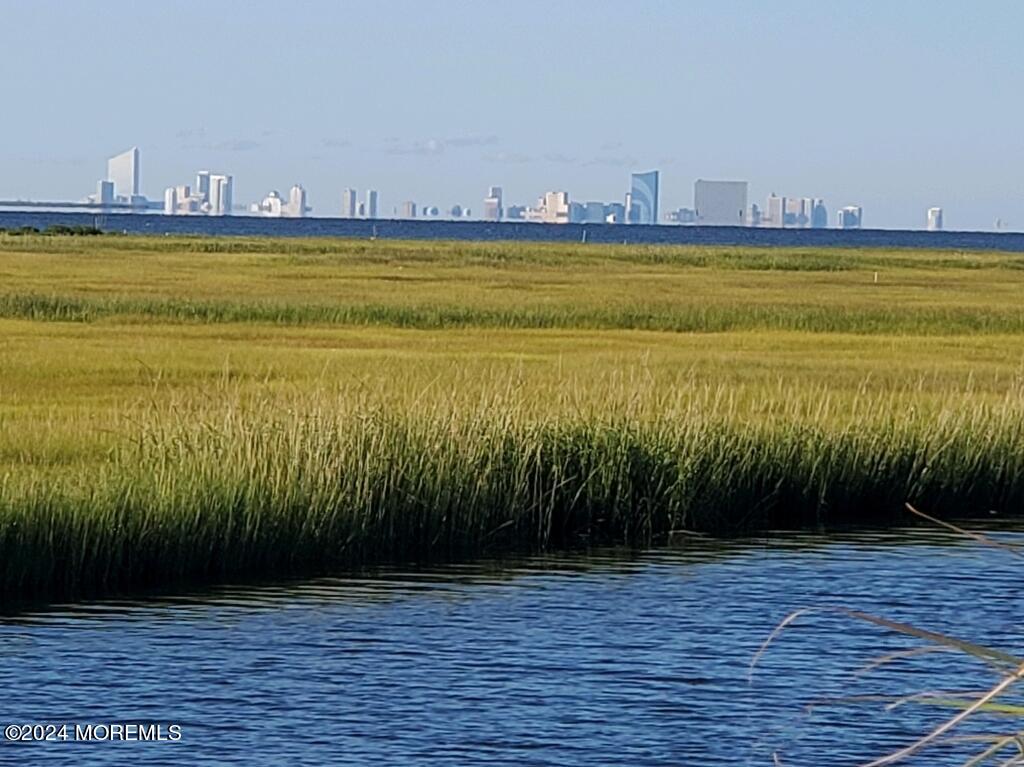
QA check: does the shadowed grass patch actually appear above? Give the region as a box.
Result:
[3,292,1024,335]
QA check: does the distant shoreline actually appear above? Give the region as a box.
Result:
[2,210,1023,251]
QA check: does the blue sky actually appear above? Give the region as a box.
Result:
[2,0,1022,229]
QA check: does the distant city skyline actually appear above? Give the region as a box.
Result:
[0,142,958,232]
[8,144,972,233]
[2,2,1021,230]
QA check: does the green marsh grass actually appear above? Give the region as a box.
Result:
[3,292,1024,335]
[2,235,1024,604]
[3,380,1024,604]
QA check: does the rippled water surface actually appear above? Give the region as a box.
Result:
[5,210,1024,250]
[2,526,1023,766]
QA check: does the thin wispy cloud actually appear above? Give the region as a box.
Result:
[542,152,579,165]
[210,139,262,152]
[444,135,499,149]
[583,154,638,168]
[322,138,352,149]
[384,135,499,156]
[482,151,533,164]
[175,127,207,141]
[15,154,88,167]
[482,148,640,169]
[176,130,262,153]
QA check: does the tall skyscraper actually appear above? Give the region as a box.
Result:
[765,194,786,228]
[694,180,748,226]
[483,186,503,221]
[208,174,233,216]
[366,190,378,219]
[811,199,828,229]
[927,207,944,231]
[163,187,177,215]
[288,184,307,217]
[837,206,863,229]
[196,171,211,203]
[628,170,659,224]
[341,188,358,218]
[107,147,140,200]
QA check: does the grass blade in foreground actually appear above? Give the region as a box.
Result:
[754,507,1024,766]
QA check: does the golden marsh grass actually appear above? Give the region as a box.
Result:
[1,233,1023,603]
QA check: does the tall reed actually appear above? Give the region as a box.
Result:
[2,384,1023,605]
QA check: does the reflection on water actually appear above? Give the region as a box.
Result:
[1,524,1023,766]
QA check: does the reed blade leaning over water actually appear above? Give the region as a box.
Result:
[752,508,1024,766]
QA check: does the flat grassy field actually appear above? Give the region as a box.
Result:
[1,233,1023,603]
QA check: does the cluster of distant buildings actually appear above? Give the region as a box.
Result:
[251,185,307,218]
[88,148,145,208]
[75,147,950,231]
[164,171,234,216]
[476,174,877,231]
[86,148,235,216]
[465,172,659,226]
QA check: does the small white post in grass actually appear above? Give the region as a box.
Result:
[874,271,879,284]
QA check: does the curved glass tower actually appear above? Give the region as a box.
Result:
[628,170,659,225]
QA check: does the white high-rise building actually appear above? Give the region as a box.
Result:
[341,188,358,218]
[164,187,177,215]
[196,171,211,203]
[288,185,307,217]
[765,194,786,228]
[208,174,233,216]
[694,180,748,226]
[927,207,943,231]
[525,191,571,223]
[811,199,828,228]
[366,190,378,219]
[107,147,140,200]
[483,186,503,221]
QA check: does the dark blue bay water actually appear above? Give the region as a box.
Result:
[4,210,1024,251]
[2,527,1022,766]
